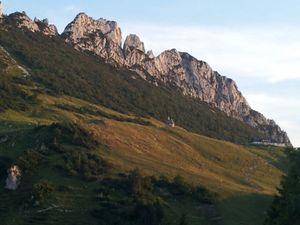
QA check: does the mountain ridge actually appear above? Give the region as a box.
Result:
[0,10,291,146]
[61,13,291,146]
[0,8,293,225]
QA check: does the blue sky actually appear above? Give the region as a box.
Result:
[3,0,300,146]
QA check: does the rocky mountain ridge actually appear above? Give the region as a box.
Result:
[61,13,291,146]
[0,11,291,146]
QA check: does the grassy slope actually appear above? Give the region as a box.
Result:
[0,94,288,225]
[0,46,27,77]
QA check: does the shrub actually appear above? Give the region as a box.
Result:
[16,149,44,174]
[134,201,164,225]
[32,180,55,206]
[64,151,110,180]
[128,168,154,198]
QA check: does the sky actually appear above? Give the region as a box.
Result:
[3,0,300,146]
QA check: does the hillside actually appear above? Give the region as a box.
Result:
[0,11,291,225]
[0,92,288,225]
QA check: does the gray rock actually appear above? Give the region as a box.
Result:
[10,12,40,32]
[146,50,155,59]
[62,13,124,65]
[35,18,58,36]
[7,12,58,36]
[124,34,145,53]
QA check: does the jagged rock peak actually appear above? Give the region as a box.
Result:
[157,49,182,70]
[147,50,155,59]
[8,12,40,32]
[34,17,58,36]
[0,1,4,18]
[63,12,122,46]
[6,12,58,36]
[124,34,145,53]
[158,48,181,60]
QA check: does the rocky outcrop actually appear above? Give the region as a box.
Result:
[61,13,291,146]
[124,34,145,53]
[62,13,124,65]
[123,34,147,67]
[0,1,4,18]
[34,18,58,36]
[3,12,58,36]
[8,12,40,32]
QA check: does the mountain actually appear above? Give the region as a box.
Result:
[0,8,293,225]
[0,11,267,145]
[0,10,291,145]
[61,13,291,146]
[0,45,287,225]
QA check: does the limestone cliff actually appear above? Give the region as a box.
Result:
[62,13,291,146]
[62,13,124,65]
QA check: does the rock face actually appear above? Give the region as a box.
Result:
[0,1,4,18]
[124,34,145,53]
[3,12,58,36]
[61,14,291,146]
[8,12,40,32]
[34,18,58,36]
[62,13,124,65]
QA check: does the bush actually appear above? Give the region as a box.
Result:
[32,180,55,206]
[17,149,44,174]
[134,201,164,225]
[64,151,110,180]
[155,175,216,203]
[128,169,154,198]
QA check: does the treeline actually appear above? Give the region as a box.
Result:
[0,24,261,144]
[265,148,300,225]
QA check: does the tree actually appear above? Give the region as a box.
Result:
[179,213,189,225]
[265,150,300,225]
[135,201,164,225]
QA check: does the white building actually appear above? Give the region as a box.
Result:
[165,116,175,128]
